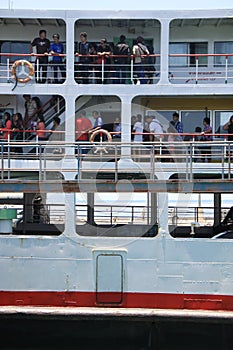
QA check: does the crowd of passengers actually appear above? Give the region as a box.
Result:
[75,109,233,162]
[29,29,156,84]
[0,94,61,153]
[1,103,233,161]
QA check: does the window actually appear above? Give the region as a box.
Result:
[181,110,211,134]
[169,43,188,67]
[169,42,208,67]
[214,42,233,66]
[215,111,233,136]
[0,41,31,64]
[189,42,208,66]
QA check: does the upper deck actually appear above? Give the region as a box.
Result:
[1,8,233,93]
[0,7,233,186]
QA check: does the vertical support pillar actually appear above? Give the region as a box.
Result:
[87,192,95,225]
[214,193,222,226]
[158,19,170,85]
[23,193,35,232]
[120,95,132,160]
[65,17,76,86]
[150,192,158,225]
[157,192,169,235]
[62,19,77,237]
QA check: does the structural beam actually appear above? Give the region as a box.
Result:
[0,180,233,193]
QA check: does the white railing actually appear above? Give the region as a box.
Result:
[169,53,233,84]
[2,52,233,84]
[0,135,232,181]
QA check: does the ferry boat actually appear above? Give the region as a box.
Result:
[1,7,233,322]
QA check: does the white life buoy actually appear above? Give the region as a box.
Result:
[11,60,34,83]
[89,129,112,143]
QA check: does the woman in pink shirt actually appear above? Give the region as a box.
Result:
[36,115,47,141]
[0,112,12,140]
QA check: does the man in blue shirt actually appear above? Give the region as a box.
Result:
[171,111,183,140]
[50,33,66,83]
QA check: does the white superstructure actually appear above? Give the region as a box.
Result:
[0,8,233,314]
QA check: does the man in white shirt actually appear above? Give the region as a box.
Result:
[146,115,164,141]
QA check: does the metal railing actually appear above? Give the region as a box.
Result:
[0,135,232,181]
[169,53,233,84]
[0,52,160,84]
[2,52,233,84]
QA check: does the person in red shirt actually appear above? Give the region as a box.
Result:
[75,110,92,154]
[36,115,47,140]
[0,112,12,140]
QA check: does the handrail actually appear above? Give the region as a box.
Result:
[1,129,232,139]
[2,52,233,84]
[0,138,232,183]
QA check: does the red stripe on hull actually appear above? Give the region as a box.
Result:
[1,291,233,311]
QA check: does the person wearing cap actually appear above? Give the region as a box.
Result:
[50,33,66,83]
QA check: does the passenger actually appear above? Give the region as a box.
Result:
[30,29,50,84]
[132,114,143,161]
[170,111,183,140]
[0,112,12,141]
[131,115,137,141]
[223,115,233,159]
[49,33,66,84]
[132,36,149,84]
[146,115,164,141]
[0,112,12,153]
[133,114,143,142]
[114,35,130,84]
[49,116,63,154]
[112,117,121,140]
[23,94,38,129]
[223,115,233,141]
[145,44,156,84]
[145,115,164,157]
[200,117,213,163]
[0,118,4,137]
[166,123,178,161]
[12,112,24,153]
[91,111,104,142]
[36,115,47,142]
[76,110,92,154]
[92,110,103,129]
[76,32,93,84]
[96,38,112,84]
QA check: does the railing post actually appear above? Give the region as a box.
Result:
[1,143,4,180]
[36,135,38,156]
[43,145,47,181]
[36,58,39,82]
[228,142,231,179]
[7,58,10,82]
[7,134,10,179]
[130,55,134,84]
[39,143,42,182]
[131,206,134,223]
[195,56,198,84]
[225,55,228,84]
[114,143,118,183]
[101,58,104,83]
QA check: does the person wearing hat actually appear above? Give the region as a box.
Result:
[50,33,66,83]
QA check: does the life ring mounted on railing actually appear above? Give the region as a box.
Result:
[89,128,112,154]
[11,59,34,84]
[89,128,112,143]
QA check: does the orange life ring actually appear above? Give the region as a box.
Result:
[11,60,34,84]
[89,129,112,142]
